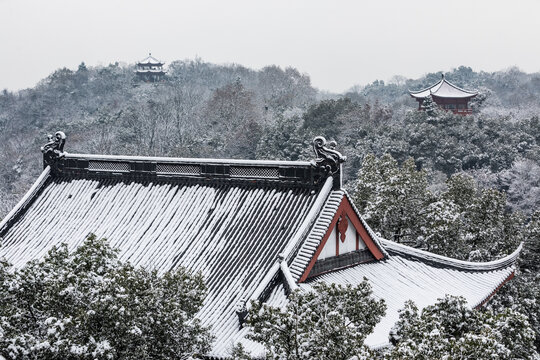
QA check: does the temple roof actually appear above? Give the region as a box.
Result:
[0,135,518,358]
[409,76,478,99]
[137,53,164,65]
[306,239,519,349]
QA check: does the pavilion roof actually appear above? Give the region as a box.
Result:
[137,53,164,65]
[409,76,478,99]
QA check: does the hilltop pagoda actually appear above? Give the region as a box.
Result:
[410,75,477,115]
[135,53,166,82]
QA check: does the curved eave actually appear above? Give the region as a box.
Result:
[431,93,477,100]
[380,238,522,272]
[409,79,477,99]
[435,79,478,96]
[409,79,443,98]
[135,70,166,74]
[137,56,164,66]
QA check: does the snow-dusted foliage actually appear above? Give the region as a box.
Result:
[386,295,538,360]
[245,281,386,360]
[351,154,429,246]
[420,95,438,118]
[488,211,540,350]
[351,155,523,261]
[499,159,540,214]
[256,114,313,161]
[0,234,212,360]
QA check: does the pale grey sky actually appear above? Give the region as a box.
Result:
[1,0,539,93]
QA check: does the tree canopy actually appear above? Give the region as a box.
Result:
[0,234,212,360]
[245,281,386,360]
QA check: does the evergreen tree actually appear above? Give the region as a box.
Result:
[351,154,430,245]
[421,95,438,117]
[246,281,386,360]
[0,234,212,360]
[386,295,538,360]
[256,114,312,161]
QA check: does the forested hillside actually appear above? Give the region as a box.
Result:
[2,62,540,217]
[2,60,540,354]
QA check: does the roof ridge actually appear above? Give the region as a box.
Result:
[380,238,522,271]
[438,78,478,95]
[64,152,313,167]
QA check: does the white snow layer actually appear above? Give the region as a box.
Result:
[302,250,515,348]
[0,169,517,357]
[0,175,320,357]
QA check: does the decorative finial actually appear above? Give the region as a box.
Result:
[236,298,248,324]
[311,136,346,175]
[41,131,66,167]
[442,73,445,79]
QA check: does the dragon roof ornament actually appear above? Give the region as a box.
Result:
[311,136,346,175]
[41,131,66,168]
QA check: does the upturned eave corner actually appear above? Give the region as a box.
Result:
[381,239,523,272]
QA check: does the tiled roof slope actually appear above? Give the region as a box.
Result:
[306,241,519,349]
[0,153,334,358]
[137,53,163,65]
[409,76,477,99]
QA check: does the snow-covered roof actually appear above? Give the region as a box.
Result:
[409,76,477,99]
[135,69,166,74]
[137,53,163,65]
[305,240,518,349]
[0,151,337,358]
[0,142,518,358]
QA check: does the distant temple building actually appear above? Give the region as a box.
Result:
[135,53,166,82]
[410,75,477,115]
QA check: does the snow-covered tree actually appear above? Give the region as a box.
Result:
[386,295,538,360]
[499,159,540,214]
[352,156,524,262]
[246,281,386,360]
[256,114,313,161]
[421,95,438,118]
[489,211,540,350]
[418,199,463,257]
[0,234,212,360]
[351,154,430,245]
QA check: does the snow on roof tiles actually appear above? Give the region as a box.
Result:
[137,54,163,65]
[303,245,516,348]
[409,77,477,99]
[0,147,519,358]
[0,167,326,357]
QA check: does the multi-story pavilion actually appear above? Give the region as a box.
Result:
[410,75,477,115]
[135,53,166,82]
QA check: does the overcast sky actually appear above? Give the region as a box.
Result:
[1,0,539,93]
